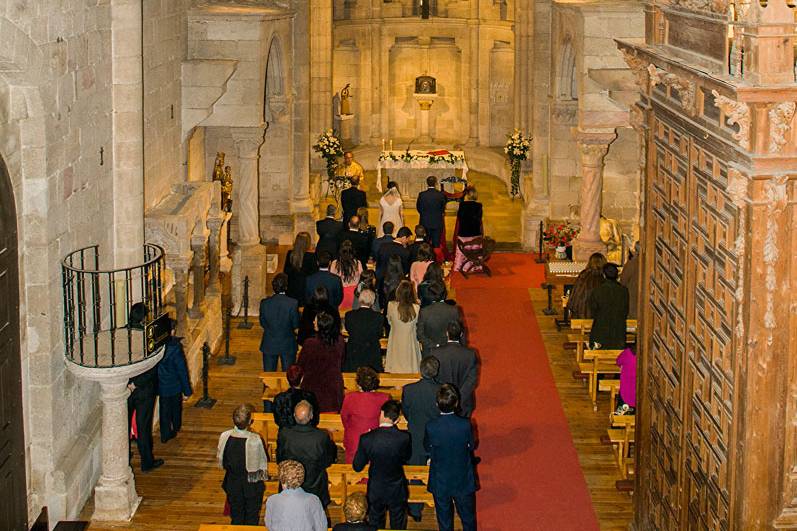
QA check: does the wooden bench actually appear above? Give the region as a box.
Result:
[580,349,623,411]
[251,412,408,460]
[605,419,635,479]
[260,371,417,401]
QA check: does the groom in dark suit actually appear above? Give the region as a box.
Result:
[353,400,412,529]
[424,384,477,531]
[416,176,447,248]
[341,175,368,229]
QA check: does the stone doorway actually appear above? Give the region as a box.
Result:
[0,154,26,530]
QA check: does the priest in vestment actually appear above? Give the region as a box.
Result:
[337,151,365,185]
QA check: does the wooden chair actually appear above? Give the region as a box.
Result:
[580,349,623,411]
[456,236,496,278]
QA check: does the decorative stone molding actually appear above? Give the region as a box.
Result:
[768,102,796,153]
[647,64,664,90]
[665,75,696,116]
[620,49,649,91]
[712,90,751,150]
[552,102,578,125]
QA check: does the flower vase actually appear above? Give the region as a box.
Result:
[555,246,568,260]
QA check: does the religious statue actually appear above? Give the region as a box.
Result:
[600,215,623,264]
[221,165,233,212]
[339,83,353,116]
[212,152,225,182]
[415,75,436,95]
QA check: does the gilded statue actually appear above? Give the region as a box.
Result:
[600,215,623,264]
[212,152,225,182]
[221,165,233,212]
[340,83,352,116]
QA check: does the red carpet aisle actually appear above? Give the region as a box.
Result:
[452,253,599,530]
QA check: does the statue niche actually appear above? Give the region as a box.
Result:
[415,75,437,95]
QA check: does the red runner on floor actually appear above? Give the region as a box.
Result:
[452,253,599,531]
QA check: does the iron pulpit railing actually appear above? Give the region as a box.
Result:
[61,244,166,368]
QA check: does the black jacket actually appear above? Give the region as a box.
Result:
[316,217,344,258]
[424,413,476,497]
[341,187,368,226]
[305,270,344,308]
[338,229,370,265]
[276,424,337,506]
[456,201,483,237]
[430,342,479,417]
[353,425,412,500]
[284,250,317,305]
[407,239,427,264]
[258,293,299,355]
[344,308,385,372]
[272,387,320,429]
[375,241,409,280]
[157,337,192,397]
[417,301,460,354]
[401,377,441,465]
[371,234,393,261]
[588,279,629,349]
[416,188,447,230]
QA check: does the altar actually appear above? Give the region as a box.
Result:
[376,149,469,204]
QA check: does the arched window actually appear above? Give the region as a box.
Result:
[557,38,577,100]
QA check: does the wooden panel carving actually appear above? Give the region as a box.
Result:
[645,116,740,530]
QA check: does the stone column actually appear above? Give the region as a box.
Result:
[207,212,223,295]
[188,234,207,319]
[171,257,190,337]
[573,132,615,260]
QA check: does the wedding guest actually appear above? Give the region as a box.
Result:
[409,243,434,291]
[566,252,607,319]
[298,311,345,413]
[352,269,381,312]
[341,174,368,229]
[371,221,394,261]
[284,231,317,306]
[385,280,422,373]
[417,281,460,355]
[381,254,405,310]
[272,365,320,429]
[157,317,192,443]
[417,176,447,248]
[331,240,364,310]
[316,204,343,259]
[408,225,428,264]
[265,460,327,531]
[615,346,637,415]
[378,181,403,238]
[418,263,447,308]
[298,285,340,346]
[431,321,478,417]
[259,273,300,371]
[620,242,641,319]
[217,404,268,525]
[588,263,629,350]
[344,289,385,372]
[333,492,378,531]
[339,215,369,267]
[341,366,390,463]
[357,207,377,264]
[376,226,411,280]
[305,251,344,308]
[453,187,484,273]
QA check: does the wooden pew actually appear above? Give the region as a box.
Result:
[259,372,419,402]
[569,319,638,365]
[251,412,408,460]
[580,349,623,411]
[605,414,636,479]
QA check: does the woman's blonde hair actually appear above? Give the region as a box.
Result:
[343,492,368,522]
[278,460,305,489]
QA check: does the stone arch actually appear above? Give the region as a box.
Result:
[264,36,286,124]
[557,37,577,100]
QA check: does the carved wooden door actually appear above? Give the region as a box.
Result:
[0,155,26,529]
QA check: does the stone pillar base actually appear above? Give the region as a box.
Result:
[92,475,141,521]
[232,243,267,316]
[573,237,607,261]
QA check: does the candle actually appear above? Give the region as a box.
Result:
[390,139,393,151]
[382,138,386,151]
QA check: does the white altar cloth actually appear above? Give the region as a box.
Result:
[375,150,468,191]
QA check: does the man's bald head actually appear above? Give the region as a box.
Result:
[294,400,313,425]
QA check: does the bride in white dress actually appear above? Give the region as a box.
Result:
[378,181,404,237]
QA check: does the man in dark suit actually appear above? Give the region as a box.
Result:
[276,400,337,507]
[401,356,441,521]
[416,176,447,248]
[407,225,428,264]
[305,251,344,308]
[353,400,412,529]
[339,215,370,265]
[589,262,630,349]
[430,321,478,417]
[375,226,411,280]
[316,204,343,258]
[424,384,477,531]
[371,221,395,260]
[341,175,368,229]
[417,281,460,355]
[344,289,385,372]
[259,273,300,372]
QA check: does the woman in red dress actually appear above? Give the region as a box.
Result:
[340,366,390,463]
[297,311,345,413]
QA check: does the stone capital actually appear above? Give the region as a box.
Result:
[576,132,615,166]
[231,126,266,158]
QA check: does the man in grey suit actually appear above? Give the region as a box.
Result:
[401,356,441,522]
[417,281,460,355]
[430,321,478,417]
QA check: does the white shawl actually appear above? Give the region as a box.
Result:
[217,428,268,482]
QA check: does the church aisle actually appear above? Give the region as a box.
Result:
[452,254,600,530]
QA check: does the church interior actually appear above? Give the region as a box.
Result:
[1,0,796,529]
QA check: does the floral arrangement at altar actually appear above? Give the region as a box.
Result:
[312,129,347,201]
[378,150,465,165]
[504,129,532,198]
[543,223,580,259]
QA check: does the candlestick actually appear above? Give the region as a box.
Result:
[382,138,385,151]
[390,139,393,151]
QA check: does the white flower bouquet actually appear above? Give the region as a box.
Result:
[504,129,532,197]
